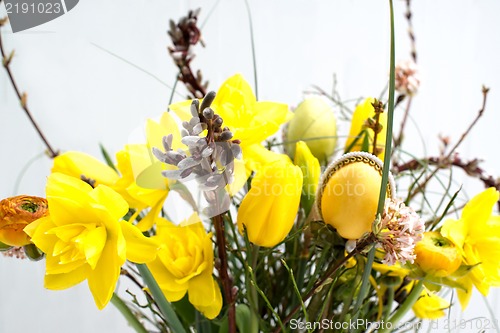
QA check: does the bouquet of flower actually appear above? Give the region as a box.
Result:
[2,1,500,332]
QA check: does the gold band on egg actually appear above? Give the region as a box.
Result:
[315,151,395,218]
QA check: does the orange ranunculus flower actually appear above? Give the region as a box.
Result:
[0,195,48,246]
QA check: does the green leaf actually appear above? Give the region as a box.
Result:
[23,243,44,261]
[0,241,12,251]
[361,130,370,153]
[136,264,187,333]
[111,293,148,333]
[172,294,196,325]
[99,143,119,173]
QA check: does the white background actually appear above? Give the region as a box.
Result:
[1,0,500,332]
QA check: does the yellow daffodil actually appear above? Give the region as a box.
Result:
[52,151,119,187]
[286,97,337,164]
[147,214,222,319]
[344,98,387,161]
[441,187,500,309]
[24,173,158,309]
[52,147,171,232]
[114,145,169,231]
[0,195,48,246]
[414,231,462,277]
[170,74,292,175]
[293,141,320,215]
[412,289,449,319]
[237,159,303,247]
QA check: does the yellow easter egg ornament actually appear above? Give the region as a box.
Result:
[316,152,395,239]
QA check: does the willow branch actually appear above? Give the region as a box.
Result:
[0,20,59,158]
[406,86,489,201]
[213,214,236,333]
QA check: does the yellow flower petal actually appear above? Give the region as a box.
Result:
[238,160,303,247]
[412,290,449,319]
[88,241,124,310]
[52,151,119,186]
[188,271,222,319]
[120,221,159,263]
[344,98,387,160]
[83,226,107,269]
[44,265,90,290]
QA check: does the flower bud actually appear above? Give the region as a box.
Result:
[238,160,303,247]
[414,231,462,277]
[286,97,337,164]
[316,152,395,239]
[0,195,49,247]
[293,141,320,215]
[344,98,388,161]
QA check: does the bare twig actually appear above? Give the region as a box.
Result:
[395,153,500,210]
[213,214,236,333]
[392,95,412,155]
[403,87,489,202]
[0,21,59,158]
[405,0,417,63]
[167,9,207,99]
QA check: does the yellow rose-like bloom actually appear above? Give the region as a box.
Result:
[147,214,222,319]
[414,231,462,277]
[52,151,119,187]
[441,187,500,309]
[294,141,321,215]
[344,98,387,161]
[0,195,48,246]
[412,289,449,319]
[24,173,158,310]
[237,159,303,247]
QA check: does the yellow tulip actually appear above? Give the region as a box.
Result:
[412,289,449,319]
[414,231,462,277]
[237,159,303,247]
[0,195,48,246]
[147,214,222,319]
[441,187,500,309]
[293,141,321,215]
[317,152,394,239]
[344,98,387,161]
[286,97,337,164]
[24,173,158,309]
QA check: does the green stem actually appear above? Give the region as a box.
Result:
[248,245,260,333]
[384,286,395,322]
[376,0,396,215]
[353,248,375,316]
[136,264,186,333]
[243,0,258,99]
[111,293,148,333]
[379,279,424,333]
